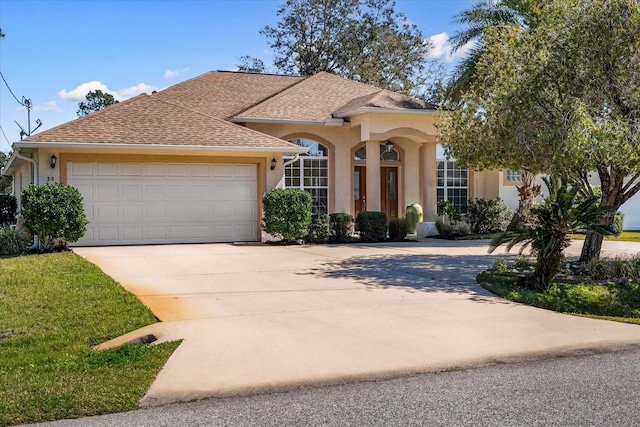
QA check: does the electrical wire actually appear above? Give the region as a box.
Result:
[0,70,24,106]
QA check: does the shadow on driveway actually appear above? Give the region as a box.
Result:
[301,252,517,303]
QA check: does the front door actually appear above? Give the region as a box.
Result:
[354,166,398,219]
[354,166,366,217]
[381,167,398,219]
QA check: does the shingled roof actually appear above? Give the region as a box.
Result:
[25,93,302,150]
[22,70,436,148]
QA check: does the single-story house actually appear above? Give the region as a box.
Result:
[2,71,639,246]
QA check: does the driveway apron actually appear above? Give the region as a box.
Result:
[74,240,640,407]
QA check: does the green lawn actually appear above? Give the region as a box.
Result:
[478,271,640,325]
[570,231,640,242]
[0,252,179,426]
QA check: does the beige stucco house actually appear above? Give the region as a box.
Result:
[13,70,640,246]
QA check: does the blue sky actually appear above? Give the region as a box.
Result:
[0,0,476,152]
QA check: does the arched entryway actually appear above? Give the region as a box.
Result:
[353,142,402,219]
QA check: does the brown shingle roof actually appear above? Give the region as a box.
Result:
[153,71,306,119]
[333,90,438,116]
[25,94,301,150]
[233,72,382,122]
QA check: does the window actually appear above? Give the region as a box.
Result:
[506,170,522,182]
[353,144,400,162]
[284,139,329,213]
[437,160,468,212]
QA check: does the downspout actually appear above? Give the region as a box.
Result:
[283,154,300,168]
[13,150,40,248]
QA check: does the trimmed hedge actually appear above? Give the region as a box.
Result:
[356,211,388,242]
[329,213,354,243]
[306,213,330,243]
[389,218,410,241]
[263,188,312,241]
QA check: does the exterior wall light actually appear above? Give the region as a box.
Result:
[270,158,277,171]
[50,154,57,169]
[385,140,394,153]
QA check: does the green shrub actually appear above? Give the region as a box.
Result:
[0,195,17,227]
[21,184,88,249]
[435,217,470,238]
[356,211,388,242]
[613,213,624,235]
[583,255,640,281]
[262,188,312,241]
[329,213,354,243]
[388,218,410,241]
[0,227,31,255]
[466,198,512,234]
[306,213,330,243]
[437,200,462,222]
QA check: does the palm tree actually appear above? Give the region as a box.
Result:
[446,0,535,102]
[489,176,616,291]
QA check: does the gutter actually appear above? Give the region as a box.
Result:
[332,107,439,119]
[283,154,300,168]
[11,141,309,155]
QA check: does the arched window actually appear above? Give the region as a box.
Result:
[353,144,400,162]
[284,138,329,213]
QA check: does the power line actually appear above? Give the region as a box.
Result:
[0,124,11,151]
[0,70,24,106]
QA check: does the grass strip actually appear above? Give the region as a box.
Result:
[0,252,179,426]
[478,271,640,325]
[569,231,640,242]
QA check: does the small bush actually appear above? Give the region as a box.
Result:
[21,184,88,249]
[583,255,640,281]
[306,213,330,243]
[0,227,31,255]
[356,211,388,242]
[466,198,512,234]
[0,195,17,227]
[613,213,624,235]
[263,188,312,241]
[329,213,354,243]
[489,258,510,273]
[437,200,462,222]
[435,218,470,238]
[389,218,410,241]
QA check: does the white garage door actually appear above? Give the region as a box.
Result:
[67,161,258,246]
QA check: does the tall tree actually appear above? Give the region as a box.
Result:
[438,0,640,261]
[76,90,119,117]
[254,0,433,95]
[445,0,540,229]
[0,152,12,195]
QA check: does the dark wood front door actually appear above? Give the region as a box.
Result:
[381,167,398,219]
[354,166,398,219]
[354,166,366,217]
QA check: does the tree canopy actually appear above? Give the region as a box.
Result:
[241,0,437,95]
[76,90,119,117]
[0,152,12,195]
[438,0,640,260]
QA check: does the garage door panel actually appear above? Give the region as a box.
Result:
[97,163,118,176]
[68,161,258,245]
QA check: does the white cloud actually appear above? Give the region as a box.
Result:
[58,81,111,101]
[58,81,160,102]
[426,32,477,63]
[164,69,179,79]
[115,83,159,99]
[33,101,62,113]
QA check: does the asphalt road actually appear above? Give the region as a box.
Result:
[34,346,640,427]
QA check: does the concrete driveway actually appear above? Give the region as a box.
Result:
[74,240,640,407]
